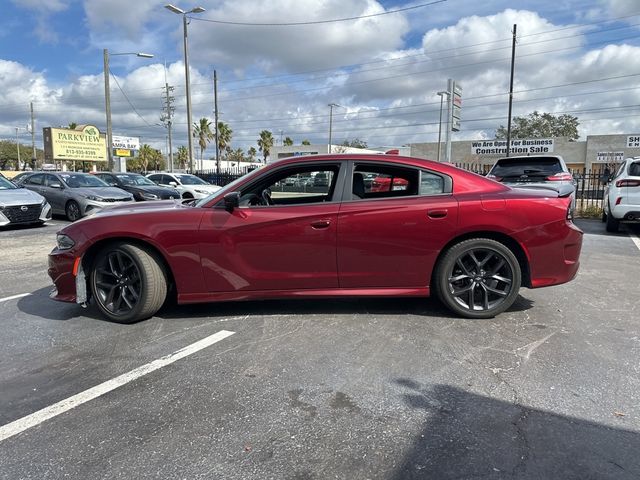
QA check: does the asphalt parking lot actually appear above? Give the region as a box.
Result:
[0,218,639,479]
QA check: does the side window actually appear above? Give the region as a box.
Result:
[102,174,116,184]
[149,174,163,184]
[44,174,59,187]
[25,173,44,186]
[352,164,418,200]
[420,170,445,195]
[162,175,175,185]
[629,162,640,177]
[239,165,340,207]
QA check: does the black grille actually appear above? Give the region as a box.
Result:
[1,204,42,224]
[101,198,130,203]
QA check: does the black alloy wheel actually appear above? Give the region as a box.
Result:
[90,243,167,323]
[65,200,82,222]
[435,238,521,319]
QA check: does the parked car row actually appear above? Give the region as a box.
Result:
[7,171,221,222]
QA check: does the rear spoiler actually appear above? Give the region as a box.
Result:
[510,184,573,197]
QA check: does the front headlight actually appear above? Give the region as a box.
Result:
[56,234,75,250]
[142,192,159,200]
[194,189,209,194]
[82,194,104,201]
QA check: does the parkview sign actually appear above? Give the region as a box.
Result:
[43,125,107,162]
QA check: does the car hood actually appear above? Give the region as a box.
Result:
[127,185,180,196]
[91,199,183,216]
[183,184,221,192]
[71,187,132,199]
[0,187,45,206]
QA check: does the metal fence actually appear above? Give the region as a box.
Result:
[454,163,610,213]
[194,166,256,186]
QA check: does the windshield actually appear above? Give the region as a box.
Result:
[59,174,109,188]
[0,177,17,190]
[116,174,156,186]
[194,166,265,207]
[490,158,562,178]
[175,174,209,185]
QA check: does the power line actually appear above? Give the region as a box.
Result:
[188,0,447,26]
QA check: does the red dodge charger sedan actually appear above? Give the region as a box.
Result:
[48,154,583,323]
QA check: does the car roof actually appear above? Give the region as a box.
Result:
[495,154,564,161]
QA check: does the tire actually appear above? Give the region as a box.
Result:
[65,200,82,222]
[601,208,607,223]
[434,238,522,319]
[605,206,620,233]
[90,242,167,323]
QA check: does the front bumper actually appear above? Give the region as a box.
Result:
[0,202,52,226]
[81,199,135,216]
[48,249,82,303]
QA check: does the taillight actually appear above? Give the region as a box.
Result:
[566,204,573,221]
[546,173,574,182]
[616,179,640,187]
[616,197,622,205]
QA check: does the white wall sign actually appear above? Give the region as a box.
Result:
[595,152,624,162]
[471,138,554,155]
[112,135,140,150]
[627,135,640,148]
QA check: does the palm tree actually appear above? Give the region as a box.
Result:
[247,147,257,162]
[138,144,154,173]
[301,139,311,145]
[193,117,214,171]
[68,123,78,130]
[257,130,274,163]
[216,121,232,172]
[176,146,189,170]
[283,136,293,146]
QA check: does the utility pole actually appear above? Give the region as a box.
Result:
[30,102,36,169]
[506,24,517,157]
[161,83,175,171]
[214,70,220,175]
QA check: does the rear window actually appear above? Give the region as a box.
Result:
[490,157,563,179]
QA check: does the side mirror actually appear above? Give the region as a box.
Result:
[110,182,117,187]
[169,181,178,187]
[49,182,63,189]
[224,192,240,212]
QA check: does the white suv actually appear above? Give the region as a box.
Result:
[146,173,221,199]
[603,157,640,232]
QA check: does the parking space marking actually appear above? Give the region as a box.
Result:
[0,329,235,443]
[631,232,640,252]
[0,293,31,303]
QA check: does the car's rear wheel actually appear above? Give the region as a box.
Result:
[90,242,167,323]
[65,200,81,222]
[605,206,620,233]
[434,238,521,319]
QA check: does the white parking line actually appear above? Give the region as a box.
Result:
[0,293,31,303]
[0,329,235,443]
[631,232,640,252]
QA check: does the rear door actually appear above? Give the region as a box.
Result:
[337,162,458,289]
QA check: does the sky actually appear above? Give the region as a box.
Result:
[1,0,639,157]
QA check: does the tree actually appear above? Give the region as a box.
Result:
[495,111,579,141]
[227,147,245,163]
[283,136,294,146]
[193,117,214,170]
[216,121,232,156]
[257,130,274,162]
[341,138,368,148]
[247,147,257,162]
[137,144,155,173]
[301,139,311,145]
[176,145,189,170]
[68,123,78,130]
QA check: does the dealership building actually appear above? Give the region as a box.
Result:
[270,134,640,171]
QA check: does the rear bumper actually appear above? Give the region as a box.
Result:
[522,220,583,288]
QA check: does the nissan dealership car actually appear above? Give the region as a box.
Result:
[0,175,52,227]
[48,154,583,323]
[21,172,134,221]
[602,156,640,232]
[146,172,221,199]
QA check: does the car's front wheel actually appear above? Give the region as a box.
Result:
[434,238,522,319]
[65,200,82,222]
[90,242,167,323]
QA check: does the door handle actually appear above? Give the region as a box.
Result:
[310,220,331,229]
[427,209,448,219]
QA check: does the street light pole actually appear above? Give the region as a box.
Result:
[436,91,448,162]
[165,4,206,173]
[104,49,153,171]
[328,103,341,154]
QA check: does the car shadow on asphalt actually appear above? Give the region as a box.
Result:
[18,286,535,323]
[389,381,640,479]
[575,218,640,238]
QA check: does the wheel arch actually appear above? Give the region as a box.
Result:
[81,236,177,301]
[431,231,532,289]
